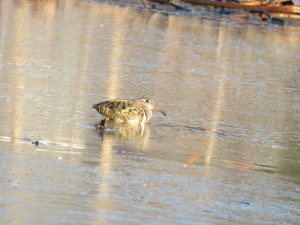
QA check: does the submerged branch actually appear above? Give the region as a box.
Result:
[181,0,300,14]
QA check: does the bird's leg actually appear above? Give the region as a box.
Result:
[141,0,148,8]
[99,119,106,129]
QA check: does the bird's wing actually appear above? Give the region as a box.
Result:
[93,100,144,122]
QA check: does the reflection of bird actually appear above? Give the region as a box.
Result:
[97,121,150,151]
[93,97,167,128]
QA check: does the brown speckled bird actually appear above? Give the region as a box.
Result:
[93,96,167,128]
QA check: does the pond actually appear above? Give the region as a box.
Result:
[0,0,300,223]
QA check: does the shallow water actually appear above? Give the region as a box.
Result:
[0,0,300,224]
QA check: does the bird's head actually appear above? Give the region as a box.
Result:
[137,96,167,117]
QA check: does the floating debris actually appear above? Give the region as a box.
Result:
[134,157,147,162]
[32,141,40,146]
[239,201,251,205]
[140,0,300,24]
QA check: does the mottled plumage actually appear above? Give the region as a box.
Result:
[93,97,166,128]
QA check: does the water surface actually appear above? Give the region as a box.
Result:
[0,0,300,224]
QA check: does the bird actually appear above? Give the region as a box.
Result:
[93,96,167,128]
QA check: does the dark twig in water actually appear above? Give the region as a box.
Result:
[249,9,285,23]
[142,0,148,8]
[181,0,300,14]
[141,0,300,23]
[144,0,191,10]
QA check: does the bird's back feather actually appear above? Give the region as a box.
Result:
[93,100,145,123]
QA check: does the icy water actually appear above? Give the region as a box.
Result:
[1,0,300,224]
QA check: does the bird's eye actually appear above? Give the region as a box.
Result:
[146,100,149,103]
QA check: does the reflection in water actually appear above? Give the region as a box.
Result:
[205,20,227,166]
[1,0,300,223]
[95,130,113,225]
[92,7,128,222]
[93,121,149,223]
[97,121,149,151]
[106,7,126,99]
[188,20,228,167]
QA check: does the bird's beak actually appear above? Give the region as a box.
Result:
[153,105,167,117]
